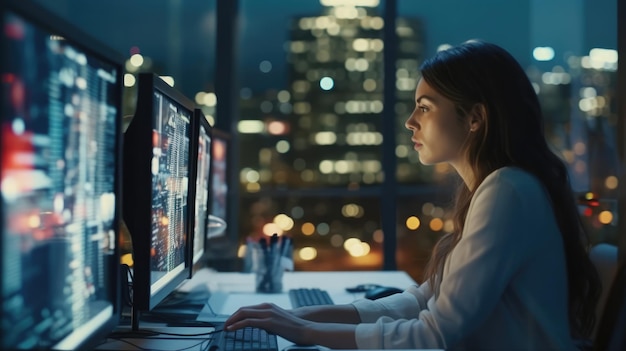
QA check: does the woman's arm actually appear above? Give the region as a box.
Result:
[291,304,361,323]
[351,169,560,349]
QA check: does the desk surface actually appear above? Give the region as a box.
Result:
[190,269,417,318]
[181,269,417,296]
[99,269,434,351]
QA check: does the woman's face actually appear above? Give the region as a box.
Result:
[405,78,471,167]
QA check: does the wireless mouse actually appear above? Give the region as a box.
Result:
[364,286,403,300]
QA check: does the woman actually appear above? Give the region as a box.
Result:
[224,40,601,350]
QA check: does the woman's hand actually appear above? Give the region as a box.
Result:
[223,302,317,345]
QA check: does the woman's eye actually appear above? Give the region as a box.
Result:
[418,105,428,112]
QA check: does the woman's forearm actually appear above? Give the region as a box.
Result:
[294,304,361,324]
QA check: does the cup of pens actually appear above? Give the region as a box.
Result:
[250,234,293,293]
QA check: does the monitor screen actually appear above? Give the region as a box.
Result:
[0,1,123,349]
[208,129,230,240]
[189,109,212,275]
[123,73,194,313]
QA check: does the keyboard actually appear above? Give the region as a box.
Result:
[215,326,278,351]
[288,288,334,308]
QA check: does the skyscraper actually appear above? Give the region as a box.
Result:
[283,3,425,187]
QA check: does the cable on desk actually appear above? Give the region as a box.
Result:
[104,335,213,351]
[152,329,224,337]
[108,328,223,339]
[120,264,134,308]
[105,329,223,351]
[138,309,217,326]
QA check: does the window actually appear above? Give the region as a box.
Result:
[33,0,620,282]
[237,0,619,282]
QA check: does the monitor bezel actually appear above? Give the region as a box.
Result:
[123,73,195,312]
[188,108,213,277]
[0,0,124,349]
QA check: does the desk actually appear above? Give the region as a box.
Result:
[99,269,434,351]
[186,269,417,310]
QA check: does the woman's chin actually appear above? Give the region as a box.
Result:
[418,156,435,166]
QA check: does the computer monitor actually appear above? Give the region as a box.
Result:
[188,108,212,276]
[1,0,123,349]
[208,128,230,240]
[122,73,194,323]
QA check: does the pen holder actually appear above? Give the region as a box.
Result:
[249,236,293,293]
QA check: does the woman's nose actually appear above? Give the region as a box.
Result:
[405,114,418,131]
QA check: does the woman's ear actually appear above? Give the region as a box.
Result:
[469,103,486,132]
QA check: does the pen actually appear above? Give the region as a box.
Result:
[270,233,278,257]
[258,237,271,292]
[278,235,286,256]
[269,233,279,291]
[280,236,291,258]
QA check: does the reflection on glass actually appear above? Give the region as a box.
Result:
[208,214,228,238]
[239,0,424,189]
[237,0,618,281]
[238,196,383,272]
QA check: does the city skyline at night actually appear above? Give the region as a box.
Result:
[26,0,620,277]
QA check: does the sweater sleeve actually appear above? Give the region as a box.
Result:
[353,170,545,349]
[352,282,431,322]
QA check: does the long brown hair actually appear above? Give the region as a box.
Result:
[420,41,601,338]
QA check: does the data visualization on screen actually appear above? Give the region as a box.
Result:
[123,73,194,316]
[1,0,123,349]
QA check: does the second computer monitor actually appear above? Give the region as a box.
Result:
[123,73,194,312]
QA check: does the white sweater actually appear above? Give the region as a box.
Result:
[352,167,576,350]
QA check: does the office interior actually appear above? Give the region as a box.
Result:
[29,0,623,281]
[1,0,625,349]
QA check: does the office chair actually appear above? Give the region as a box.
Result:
[593,259,626,351]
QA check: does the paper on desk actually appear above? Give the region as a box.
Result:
[196,289,360,322]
